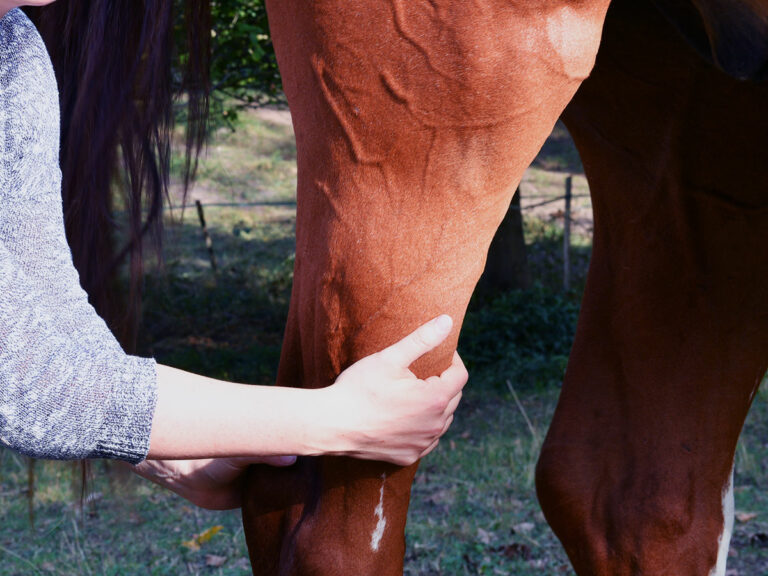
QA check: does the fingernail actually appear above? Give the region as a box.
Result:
[278,455,297,466]
[434,315,452,332]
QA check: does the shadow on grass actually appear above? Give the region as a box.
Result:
[138,214,295,385]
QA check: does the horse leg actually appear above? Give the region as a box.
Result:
[537,1,768,574]
[241,1,610,573]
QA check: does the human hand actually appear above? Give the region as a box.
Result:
[130,455,296,510]
[320,315,468,466]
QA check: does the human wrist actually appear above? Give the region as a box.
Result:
[304,385,354,458]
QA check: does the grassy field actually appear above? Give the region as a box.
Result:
[1,109,767,575]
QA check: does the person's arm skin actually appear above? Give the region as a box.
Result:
[130,315,467,510]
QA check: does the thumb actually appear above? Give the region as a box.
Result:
[378,315,453,368]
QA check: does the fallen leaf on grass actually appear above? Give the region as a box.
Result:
[477,528,494,545]
[736,511,758,523]
[205,554,228,567]
[182,540,200,551]
[512,522,535,533]
[182,525,224,551]
[128,512,143,525]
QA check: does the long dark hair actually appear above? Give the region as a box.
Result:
[25,0,211,350]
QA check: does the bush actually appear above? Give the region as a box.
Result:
[459,286,580,388]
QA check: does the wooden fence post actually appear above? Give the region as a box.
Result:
[563,175,572,291]
[195,200,218,273]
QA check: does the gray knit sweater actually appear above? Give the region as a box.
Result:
[0,9,157,463]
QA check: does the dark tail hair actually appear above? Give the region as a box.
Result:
[26,0,211,350]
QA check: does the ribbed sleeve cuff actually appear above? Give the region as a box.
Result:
[94,356,158,464]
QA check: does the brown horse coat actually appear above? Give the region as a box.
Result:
[539,1,768,573]
[242,1,768,574]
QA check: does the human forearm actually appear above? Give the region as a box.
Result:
[132,317,465,511]
[148,365,332,459]
[148,316,467,465]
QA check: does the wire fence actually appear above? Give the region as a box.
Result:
[167,200,298,210]
[168,194,589,212]
[184,174,592,291]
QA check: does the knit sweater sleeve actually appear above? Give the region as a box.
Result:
[0,238,157,463]
[0,9,157,463]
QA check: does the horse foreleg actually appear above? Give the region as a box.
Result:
[243,0,610,573]
[537,1,768,574]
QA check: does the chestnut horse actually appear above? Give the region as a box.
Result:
[241,0,768,574]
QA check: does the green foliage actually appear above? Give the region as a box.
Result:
[405,386,573,575]
[209,0,283,113]
[0,455,253,575]
[173,0,283,129]
[460,286,580,388]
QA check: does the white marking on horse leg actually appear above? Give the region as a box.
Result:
[710,466,734,576]
[371,473,387,552]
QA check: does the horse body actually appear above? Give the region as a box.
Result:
[242,1,768,574]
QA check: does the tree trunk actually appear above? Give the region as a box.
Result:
[477,187,530,296]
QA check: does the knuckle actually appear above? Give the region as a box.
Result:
[430,395,448,412]
[429,421,445,437]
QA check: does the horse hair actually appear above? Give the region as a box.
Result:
[25,0,211,351]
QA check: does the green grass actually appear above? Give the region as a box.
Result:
[2,109,767,575]
[0,456,253,575]
[177,109,297,204]
[405,385,572,575]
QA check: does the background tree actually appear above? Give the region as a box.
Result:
[477,189,531,297]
